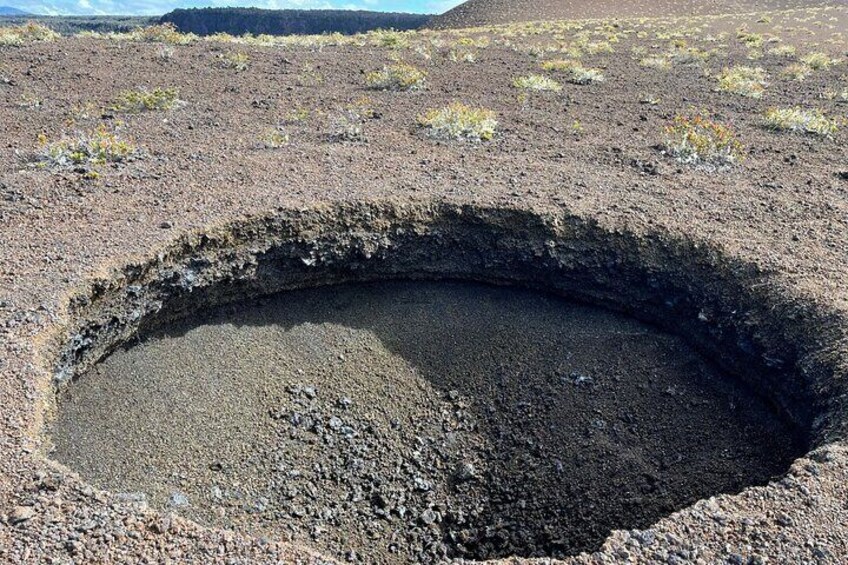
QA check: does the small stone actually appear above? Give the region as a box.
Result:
[455,463,478,482]
[413,477,432,492]
[9,506,34,525]
[167,491,189,508]
[159,221,173,229]
[419,509,438,525]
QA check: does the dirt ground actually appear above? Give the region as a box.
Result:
[1,3,848,564]
[48,281,801,562]
[427,0,838,29]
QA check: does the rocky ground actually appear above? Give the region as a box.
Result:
[427,0,837,29]
[1,3,848,565]
[47,281,800,562]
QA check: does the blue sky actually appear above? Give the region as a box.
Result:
[7,1,465,16]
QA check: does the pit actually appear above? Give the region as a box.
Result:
[41,203,841,563]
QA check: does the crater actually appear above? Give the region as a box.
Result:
[41,203,840,563]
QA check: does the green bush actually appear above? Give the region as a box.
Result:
[418,102,497,142]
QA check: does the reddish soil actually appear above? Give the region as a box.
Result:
[1,4,848,564]
[428,0,837,28]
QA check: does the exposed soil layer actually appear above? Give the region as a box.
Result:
[49,280,802,562]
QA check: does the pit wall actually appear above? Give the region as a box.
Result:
[41,201,848,448]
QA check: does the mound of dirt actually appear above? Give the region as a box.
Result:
[428,0,835,29]
[48,281,801,563]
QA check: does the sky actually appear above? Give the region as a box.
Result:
[6,0,465,16]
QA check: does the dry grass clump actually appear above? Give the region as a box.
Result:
[717,66,768,98]
[112,88,181,113]
[513,74,563,92]
[127,24,197,45]
[365,63,427,91]
[217,52,249,71]
[663,114,744,169]
[261,128,290,148]
[540,59,604,84]
[800,52,836,70]
[768,45,796,57]
[781,62,812,81]
[0,22,60,45]
[36,125,137,169]
[639,56,672,70]
[540,59,581,72]
[764,107,838,137]
[418,102,497,142]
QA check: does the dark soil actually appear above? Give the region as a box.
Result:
[49,281,801,563]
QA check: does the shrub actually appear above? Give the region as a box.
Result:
[37,126,137,169]
[639,56,672,70]
[584,41,614,54]
[365,63,426,91]
[448,48,477,63]
[129,24,197,45]
[112,88,180,113]
[217,52,249,71]
[800,52,834,70]
[781,63,811,81]
[261,128,290,148]
[764,107,838,137]
[513,74,563,92]
[542,60,604,84]
[0,22,60,45]
[768,45,796,57]
[717,66,767,98]
[663,114,744,169]
[540,59,581,72]
[418,102,497,142]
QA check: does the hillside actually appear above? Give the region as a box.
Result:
[160,7,431,37]
[0,6,29,15]
[428,0,837,28]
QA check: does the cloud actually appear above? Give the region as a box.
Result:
[10,0,465,17]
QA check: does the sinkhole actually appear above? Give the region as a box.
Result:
[42,204,835,563]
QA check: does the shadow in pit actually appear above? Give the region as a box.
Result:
[130,279,804,560]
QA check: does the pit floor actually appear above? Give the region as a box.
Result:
[48,281,802,563]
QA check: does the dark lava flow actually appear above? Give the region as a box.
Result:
[49,281,803,562]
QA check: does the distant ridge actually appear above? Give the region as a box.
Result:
[0,6,30,16]
[427,0,837,29]
[160,7,432,37]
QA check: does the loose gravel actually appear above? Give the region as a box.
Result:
[49,281,801,562]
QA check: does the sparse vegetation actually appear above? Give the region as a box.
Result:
[418,102,497,142]
[217,52,250,71]
[764,107,838,137]
[36,125,137,169]
[128,23,197,45]
[768,44,796,57]
[365,63,427,91]
[0,22,60,45]
[297,63,323,87]
[261,128,290,148]
[664,114,744,169]
[800,52,835,70]
[541,60,604,84]
[781,62,812,81]
[513,74,563,92]
[717,66,768,98]
[112,88,181,113]
[639,56,672,71]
